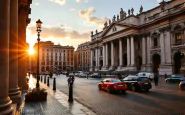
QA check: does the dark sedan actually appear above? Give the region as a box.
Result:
[122,76,152,92]
[165,75,185,83]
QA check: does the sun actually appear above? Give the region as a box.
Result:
[28,48,35,55]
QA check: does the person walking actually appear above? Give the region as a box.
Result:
[164,73,167,79]
[154,73,159,86]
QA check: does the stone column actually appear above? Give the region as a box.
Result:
[127,37,130,66]
[18,1,29,90]
[147,35,151,66]
[119,39,123,69]
[95,48,98,71]
[160,32,165,64]
[165,31,172,64]
[103,44,106,67]
[106,43,108,68]
[130,36,135,66]
[110,41,115,69]
[0,0,14,114]
[9,0,21,104]
[142,35,146,65]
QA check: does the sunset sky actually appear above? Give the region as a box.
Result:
[26,0,169,50]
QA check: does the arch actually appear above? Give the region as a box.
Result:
[174,51,182,74]
[152,54,161,74]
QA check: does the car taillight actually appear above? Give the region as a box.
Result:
[138,82,142,84]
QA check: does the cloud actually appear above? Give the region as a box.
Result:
[48,0,66,5]
[28,26,90,40]
[156,0,162,3]
[35,2,39,5]
[79,7,108,28]
[70,8,76,11]
[76,0,89,3]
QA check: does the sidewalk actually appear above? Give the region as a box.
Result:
[17,76,96,115]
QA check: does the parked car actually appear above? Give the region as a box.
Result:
[69,73,74,77]
[98,78,127,93]
[179,81,185,90]
[136,72,154,81]
[78,72,87,78]
[90,73,101,78]
[122,76,152,92]
[165,75,185,83]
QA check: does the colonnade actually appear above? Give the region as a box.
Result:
[0,0,31,114]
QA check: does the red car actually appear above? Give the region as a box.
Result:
[98,78,127,93]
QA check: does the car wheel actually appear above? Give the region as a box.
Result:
[122,90,126,94]
[145,89,149,92]
[132,86,136,92]
[98,85,101,90]
[107,87,111,93]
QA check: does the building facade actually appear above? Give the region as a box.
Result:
[90,0,185,75]
[32,41,75,73]
[76,42,91,71]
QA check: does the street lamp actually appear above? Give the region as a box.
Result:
[36,19,42,89]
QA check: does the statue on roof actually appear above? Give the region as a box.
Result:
[128,9,130,16]
[112,15,116,22]
[131,8,134,15]
[91,31,93,36]
[104,21,108,27]
[95,29,98,34]
[140,5,143,14]
[109,19,111,25]
[120,8,124,19]
[117,14,119,21]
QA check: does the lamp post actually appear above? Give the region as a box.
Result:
[36,19,42,89]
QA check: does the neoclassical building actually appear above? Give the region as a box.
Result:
[0,0,32,114]
[90,0,185,75]
[32,41,75,73]
[76,42,91,71]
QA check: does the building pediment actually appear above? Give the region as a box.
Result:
[101,23,130,38]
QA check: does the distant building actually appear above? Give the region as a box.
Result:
[76,42,91,71]
[32,41,75,73]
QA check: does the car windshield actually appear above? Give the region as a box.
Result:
[112,79,121,82]
[137,77,149,82]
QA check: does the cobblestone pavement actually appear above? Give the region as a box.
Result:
[18,75,96,115]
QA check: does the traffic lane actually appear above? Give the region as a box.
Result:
[53,76,185,115]
[49,75,185,115]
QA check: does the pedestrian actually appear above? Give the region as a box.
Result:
[164,73,167,79]
[154,73,159,86]
[67,76,72,86]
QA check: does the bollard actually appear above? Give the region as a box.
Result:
[53,78,56,90]
[47,77,50,86]
[40,76,42,82]
[44,75,46,84]
[68,82,73,102]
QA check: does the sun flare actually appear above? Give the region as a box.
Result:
[28,48,35,55]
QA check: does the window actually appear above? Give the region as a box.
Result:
[175,33,182,44]
[153,37,158,47]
